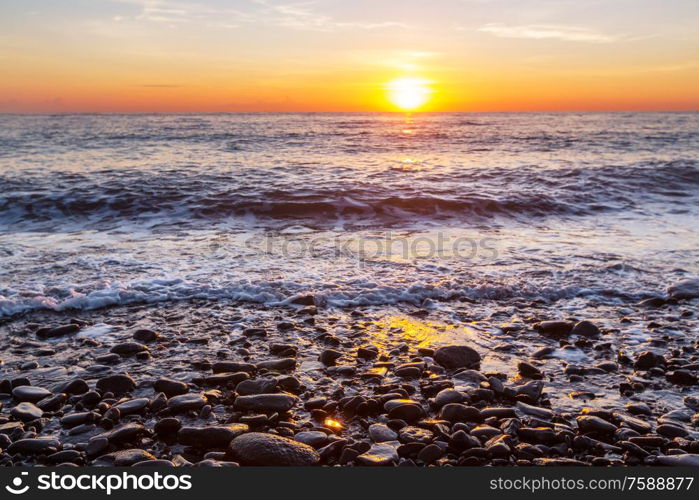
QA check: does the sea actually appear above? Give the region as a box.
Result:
[1,112,698,319]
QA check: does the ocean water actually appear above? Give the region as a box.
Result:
[1,112,698,318]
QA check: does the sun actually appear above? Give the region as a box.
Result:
[387,77,432,111]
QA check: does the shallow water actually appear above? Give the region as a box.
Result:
[1,113,698,317]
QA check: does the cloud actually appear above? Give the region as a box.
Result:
[477,23,617,43]
[257,1,408,32]
[113,0,407,32]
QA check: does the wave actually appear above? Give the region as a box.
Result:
[0,276,643,319]
[1,161,696,230]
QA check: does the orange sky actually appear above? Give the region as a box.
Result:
[1,0,698,112]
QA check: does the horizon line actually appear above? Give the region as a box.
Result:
[1,109,698,115]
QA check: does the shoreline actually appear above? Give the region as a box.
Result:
[0,287,697,467]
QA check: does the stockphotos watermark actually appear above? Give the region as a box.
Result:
[209,231,500,266]
[3,470,192,496]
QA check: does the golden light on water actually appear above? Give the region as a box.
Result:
[387,77,432,111]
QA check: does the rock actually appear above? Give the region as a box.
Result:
[534,320,574,337]
[154,417,181,436]
[395,365,422,378]
[319,349,343,366]
[38,393,68,412]
[656,454,699,467]
[110,342,148,356]
[167,393,207,413]
[398,426,434,444]
[200,372,249,387]
[96,374,136,394]
[8,437,61,455]
[115,398,149,415]
[133,329,158,342]
[577,415,617,434]
[95,449,156,466]
[153,378,188,397]
[290,295,315,306]
[12,386,51,403]
[515,402,553,420]
[571,320,600,337]
[36,324,80,338]
[418,443,444,464]
[637,297,667,308]
[357,346,379,360]
[657,424,688,438]
[106,422,146,444]
[517,362,542,379]
[10,402,43,421]
[356,442,399,466]
[235,378,277,395]
[515,380,544,402]
[384,399,425,421]
[230,432,320,466]
[212,361,256,374]
[434,345,481,370]
[434,388,465,407]
[668,278,699,300]
[518,427,557,445]
[61,378,89,395]
[666,370,697,385]
[625,402,652,416]
[293,431,328,448]
[369,423,398,442]
[439,403,482,423]
[256,358,296,371]
[233,394,297,412]
[178,425,249,448]
[60,411,96,428]
[634,351,665,370]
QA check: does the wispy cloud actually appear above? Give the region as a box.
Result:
[477,23,617,43]
[257,1,408,32]
[114,0,407,32]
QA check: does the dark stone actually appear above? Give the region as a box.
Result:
[634,351,665,370]
[236,378,278,396]
[8,437,61,455]
[319,349,343,366]
[110,342,148,356]
[36,324,80,338]
[212,361,256,374]
[290,295,315,306]
[96,374,136,394]
[434,345,481,370]
[12,385,51,403]
[534,320,574,337]
[178,425,249,448]
[233,394,297,412]
[95,449,156,466]
[256,358,296,371]
[439,403,482,423]
[230,432,320,466]
[153,378,188,397]
[384,399,425,422]
[668,279,699,300]
[571,320,600,337]
[154,417,181,437]
[576,415,617,434]
[10,402,43,421]
[167,393,207,413]
[517,362,542,379]
[666,370,697,385]
[133,329,158,342]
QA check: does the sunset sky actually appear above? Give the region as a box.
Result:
[1,0,698,112]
